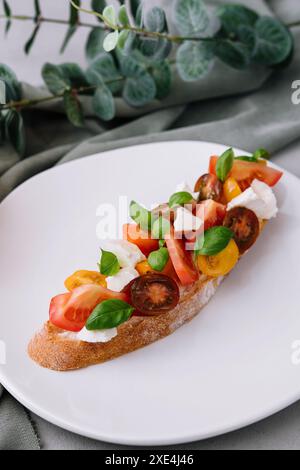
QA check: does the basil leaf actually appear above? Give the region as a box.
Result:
[235,155,258,162]
[99,249,120,276]
[86,299,134,330]
[195,226,233,256]
[169,191,193,208]
[159,239,166,248]
[253,148,270,160]
[216,148,234,182]
[152,216,171,240]
[148,247,169,272]
[130,200,152,231]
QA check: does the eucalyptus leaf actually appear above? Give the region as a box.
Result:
[63,90,84,127]
[139,37,172,60]
[129,0,141,19]
[93,84,115,121]
[216,4,258,36]
[145,7,166,33]
[88,53,122,93]
[118,5,129,26]
[103,31,119,52]
[42,63,71,95]
[60,26,77,54]
[34,0,41,21]
[151,61,172,100]
[0,63,21,101]
[103,5,116,26]
[59,63,88,88]
[86,27,107,62]
[174,0,209,36]
[176,42,214,82]
[252,16,293,66]
[120,56,156,107]
[92,0,106,15]
[214,40,250,69]
[24,25,41,55]
[86,299,134,331]
[70,0,80,26]
[5,110,26,156]
[120,31,137,56]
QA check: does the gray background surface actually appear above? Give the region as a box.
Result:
[1,0,300,450]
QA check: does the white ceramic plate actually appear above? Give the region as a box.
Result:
[0,141,300,446]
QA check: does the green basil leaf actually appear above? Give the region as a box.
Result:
[216,148,234,182]
[148,247,169,272]
[99,249,120,276]
[130,200,152,231]
[169,191,193,208]
[159,239,166,248]
[152,216,171,240]
[253,148,270,160]
[86,299,134,330]
[235,156,258,162]
[195,226,233,256]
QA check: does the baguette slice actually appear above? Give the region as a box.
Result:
[28,276,223,371]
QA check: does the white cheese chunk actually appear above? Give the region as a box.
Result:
[100,239,145,268]
[61,327,118,343]
[106,267,139,292]
[174,207,203,233]
[227,179,278,220]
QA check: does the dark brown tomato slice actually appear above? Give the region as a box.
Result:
[129,274,180,316]
[194,174,223,202]
[223,207,259,254]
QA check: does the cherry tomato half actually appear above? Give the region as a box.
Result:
[209,156,283,191]
[166,231,199,285]
[223,207,259,254]
[123,223,159,257]
[129,274,180,316]
[194,173,223,202]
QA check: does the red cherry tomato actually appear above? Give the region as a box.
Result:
[209,156,283,190]
[194,173,223,202]
[49,284,128,332]
[123,223,159,257]
[195,200,226,230]
[166,231,199,285]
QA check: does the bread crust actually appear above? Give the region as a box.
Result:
[28,277,223,371]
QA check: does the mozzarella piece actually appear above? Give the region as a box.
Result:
[100,239,145,268]
[60,327,118,343]
[175,181,198,200]
[174,207,203,233]
[106,267,139,292]
[227,179,278,220]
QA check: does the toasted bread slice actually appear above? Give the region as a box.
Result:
[28,276,223,371]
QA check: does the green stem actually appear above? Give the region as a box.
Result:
[0,79,124,111]
[0,14,102,29]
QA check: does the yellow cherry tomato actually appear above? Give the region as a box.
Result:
[65,270,107,291]
[136,261,155,276]
[223,177,242,203]
[197,239,239,277]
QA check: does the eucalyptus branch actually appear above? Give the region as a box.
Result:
[69,1,216,44]
[0,14,102,29]
[0,79,124,112]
